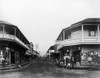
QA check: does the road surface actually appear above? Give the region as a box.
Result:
[0,59,100,78]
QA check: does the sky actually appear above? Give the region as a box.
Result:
[0,0,100,55]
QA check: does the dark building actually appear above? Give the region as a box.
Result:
[0,20,33,68]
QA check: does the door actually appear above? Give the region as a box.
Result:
[11,51,15,64]
[72,50,81,64]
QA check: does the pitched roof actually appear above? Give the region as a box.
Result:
[64,18,100,30]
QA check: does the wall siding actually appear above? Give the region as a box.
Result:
[83,30,98,38]
[71,30,82,39]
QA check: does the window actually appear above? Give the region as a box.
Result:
[84,25,97,37]
[68,33,71,39]
[65,30,71,39]
[5,26,15,35]
[89,30,96,36]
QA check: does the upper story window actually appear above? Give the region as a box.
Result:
[65,30,71,39]
[5,26,15,35]
[68,34,71,39]
[84,25,97,37]
[89,30,96,36]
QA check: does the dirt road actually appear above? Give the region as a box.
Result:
[0,59,100,78]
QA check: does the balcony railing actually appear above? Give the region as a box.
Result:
[56,38,82,46]
[56,36,100,49]
[84,37,98,42]
[0,33,29,49]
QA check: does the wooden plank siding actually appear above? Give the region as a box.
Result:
[56,24,100,50]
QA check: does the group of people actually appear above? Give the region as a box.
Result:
[57,52,81,68]
[56,51,100,68]
[87,52,100,64]
[56,53,72,68]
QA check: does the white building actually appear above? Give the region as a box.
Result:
[55,18,100,66]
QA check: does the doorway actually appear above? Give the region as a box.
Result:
[72,50,81,64]
[11,51,15,64]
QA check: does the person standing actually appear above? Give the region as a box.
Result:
[63,54,67,66]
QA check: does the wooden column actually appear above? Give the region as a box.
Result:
[9,50,11,64]
[3,25,5,37]
[82,25,84,42]
[98,25,100,42]
[59,52,61,60]
[63,30,65,40]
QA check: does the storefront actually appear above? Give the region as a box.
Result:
[0,42,22,67]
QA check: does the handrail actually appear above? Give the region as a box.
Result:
[0,34,29,49]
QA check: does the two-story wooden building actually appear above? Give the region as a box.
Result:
[55,18,100,66]
[0,20,34,69]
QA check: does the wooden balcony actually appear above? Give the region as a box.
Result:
[0,34,29,49]
[56,36,100,50]
[84,37,98,43]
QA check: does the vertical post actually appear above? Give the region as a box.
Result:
[59,51,61,60]
[9,50,11,64]
[82,25,84,42]
[98,25,100,42]
[63,30,65,40]
[3,25,5,37]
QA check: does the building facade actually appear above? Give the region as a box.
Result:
[0,20,33,68]
[55,18,100,66]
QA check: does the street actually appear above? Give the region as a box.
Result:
[0,59,100,78]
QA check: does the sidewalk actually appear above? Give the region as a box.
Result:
[0,60,34,71]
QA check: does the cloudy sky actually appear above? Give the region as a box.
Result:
[0,0,100,55]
